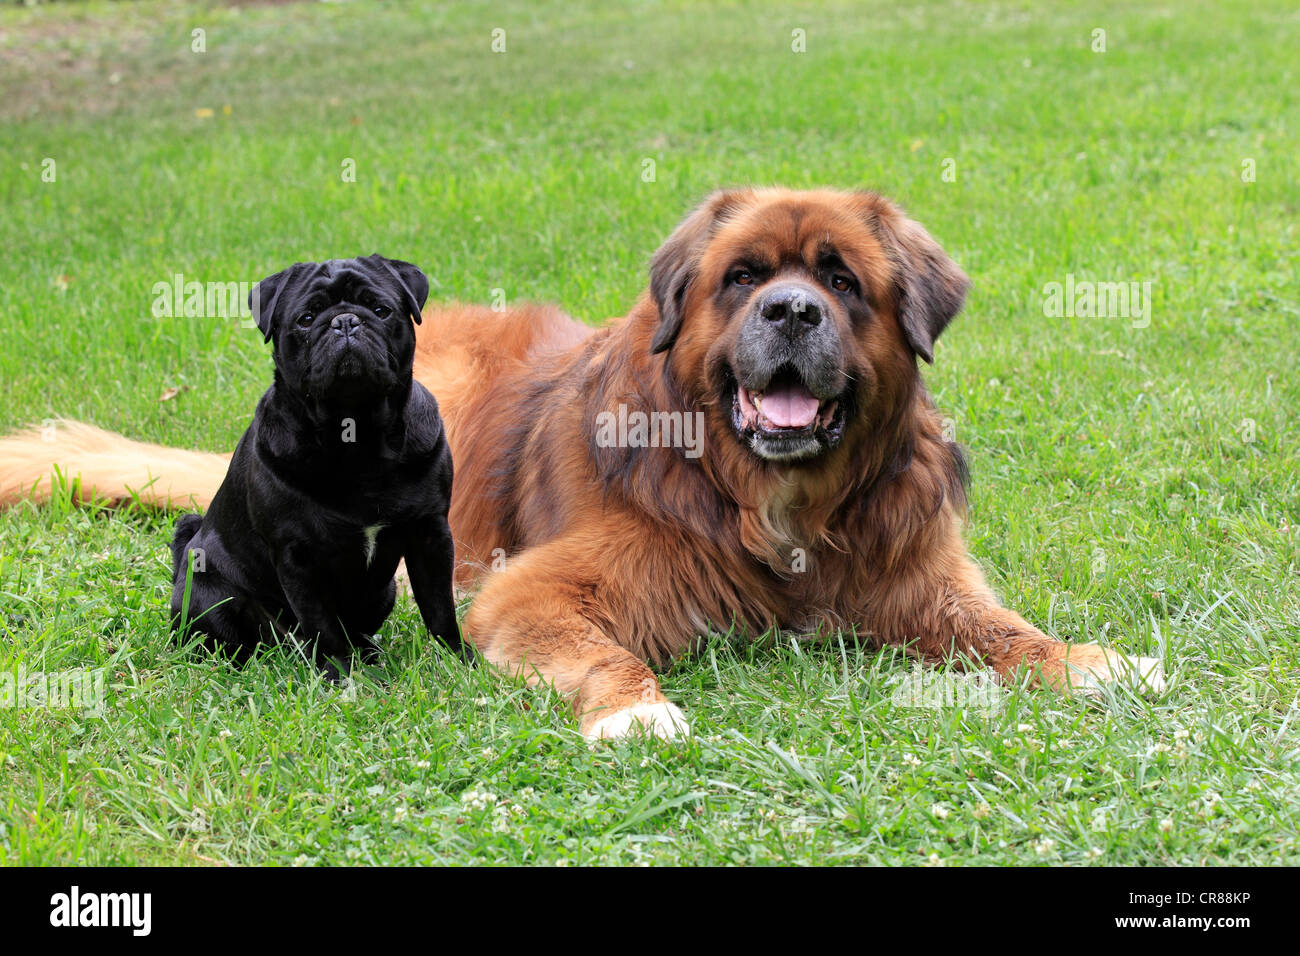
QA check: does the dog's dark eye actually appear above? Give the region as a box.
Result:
[830,275,855,294]
[296,312,314,328]
[373,305,390,318]
[732,270,754,286]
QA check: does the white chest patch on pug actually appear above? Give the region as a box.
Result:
[362,524,386,566]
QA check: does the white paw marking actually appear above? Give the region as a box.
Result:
[585,701,691,742]
[362,523,385,567]
[1071,650,1166,696]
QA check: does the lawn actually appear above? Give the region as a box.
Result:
[0,0,1297,865]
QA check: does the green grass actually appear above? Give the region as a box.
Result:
[1,0,1297,865]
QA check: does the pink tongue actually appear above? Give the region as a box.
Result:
[761,382,820,428]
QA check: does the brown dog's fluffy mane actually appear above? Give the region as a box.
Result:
[582,297,969,570]
[582,187,970,575]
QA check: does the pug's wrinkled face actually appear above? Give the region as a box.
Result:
[249,255,429,409]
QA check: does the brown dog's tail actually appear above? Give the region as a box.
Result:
[0,420,231,510]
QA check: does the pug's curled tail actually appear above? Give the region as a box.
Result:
[0,419,230,511]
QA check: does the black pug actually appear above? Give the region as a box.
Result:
[169,255,461,677]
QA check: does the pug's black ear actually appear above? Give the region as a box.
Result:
[248,265,301,344]
[858,193,970,364]
[367,254,429,326]
[649,190,751,354]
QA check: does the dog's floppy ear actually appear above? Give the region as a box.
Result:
[861,194,970,364]
[248,264,304,343]
[366,254,429,326]
[649,189,751,354]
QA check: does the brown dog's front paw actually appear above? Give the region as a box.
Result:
[1062,644,1166,696]
[583,701,691,742]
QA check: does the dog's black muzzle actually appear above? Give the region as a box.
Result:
[732,282,844,397]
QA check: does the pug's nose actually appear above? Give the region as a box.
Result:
[330,313,361,337]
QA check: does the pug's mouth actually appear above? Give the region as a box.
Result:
[331,348,368,377]
[727,366,847,462]
[309,341,396,400]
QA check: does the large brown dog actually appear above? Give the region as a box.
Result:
[0,189,1162,738]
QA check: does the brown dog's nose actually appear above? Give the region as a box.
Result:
[331,312,361,337]
[760,286,823,337]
